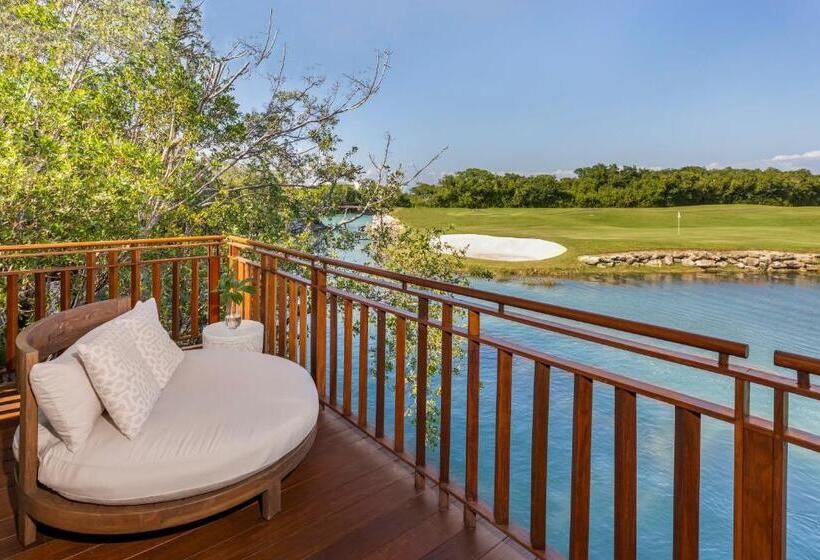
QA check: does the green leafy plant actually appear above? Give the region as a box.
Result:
[215,272,255,308]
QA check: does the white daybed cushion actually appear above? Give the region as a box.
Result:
[119,299,184,388]
[28,317,119,452]
[17,349,318,505]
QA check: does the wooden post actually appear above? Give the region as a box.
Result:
[733,385,787,560]
[130,250,141,306]
[60,270,71,311]
[394,317,406,453]
[569,374,593,560]
[262,254,278,355]
[207,245,220,324]
[357,303,369,428]
[530,362,550,551]
[85,252,96,303]
[310,266,327,399]
[171,261,180,340]
[34,273,46,320]
[107,251,119,299]
[439,303,453,509]
[415,297,429,490]
[190,259,200,340]
[5,274,18,373]
[464,309,480,528]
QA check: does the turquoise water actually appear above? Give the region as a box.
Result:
[328,222,820,557]
[332,273,820,559]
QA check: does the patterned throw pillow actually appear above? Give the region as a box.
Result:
[118,299,184,389]
[77,321,161,439]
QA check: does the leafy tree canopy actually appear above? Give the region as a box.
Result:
[0,0,407,252]
[409,165,820,208]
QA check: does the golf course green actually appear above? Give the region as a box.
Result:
[391,205,820,275]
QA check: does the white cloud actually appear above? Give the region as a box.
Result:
[550,169,577,179]
[771,149,820,162]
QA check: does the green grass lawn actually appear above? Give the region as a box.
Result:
[391,205,820,276]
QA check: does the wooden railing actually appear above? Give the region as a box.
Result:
[2,235,818,559]
[1,237,222,375]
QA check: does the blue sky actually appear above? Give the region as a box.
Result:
[202,0,820,180]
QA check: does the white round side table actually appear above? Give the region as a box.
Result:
[202,320,264,353]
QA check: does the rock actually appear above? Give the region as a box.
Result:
[694,259,717,267]
[646,259,663,267]
[578,256,600,265]
[662,255,674,265]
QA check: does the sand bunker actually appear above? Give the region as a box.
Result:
[437,234,567,262]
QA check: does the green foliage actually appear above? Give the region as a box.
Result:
[409,165,820,208]
[346,223,467,445]
[0,0,394,252]
[215,271,255,307]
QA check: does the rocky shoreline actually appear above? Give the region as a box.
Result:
[578,250,820,272]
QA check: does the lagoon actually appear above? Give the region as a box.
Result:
[334,224,820,558]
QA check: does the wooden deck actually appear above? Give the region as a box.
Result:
[0,407,534,560]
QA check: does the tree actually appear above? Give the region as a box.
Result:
[0,0,398,251]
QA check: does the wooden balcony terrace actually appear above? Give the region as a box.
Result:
[0,235,818,559]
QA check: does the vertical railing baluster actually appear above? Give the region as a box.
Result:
[375,309,386,438]
[415,297,429,489]
[358,303,369,428]
[464,309,481,528]
[85,252,96,304]
[343,298,353,416]
[673,407,701,560]
[190,258,200,341]
[733,379,749,560]
[310,266,327,398]
[276,271,286,356]
[614,387,637,560]
[251,266,260,321]
[329,293,338,406]
[5,274,17,373]
[59,270,71,311]
[171,261,180,340]
[262,254,277,355]
[298,284,307,367]
[494,348,513,525]
[530,361,550,551]
[107,251,119,299]
[288,280,297,360]
[207,245,220,324]
[130,250,142,306]
[394,316,406,453]
[34,273,46,320]
[771,389,788,560]
[569,374,593,560]
[151,262,161,304]
[439,302,453,508]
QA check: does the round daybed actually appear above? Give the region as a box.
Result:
[14,297,318,545]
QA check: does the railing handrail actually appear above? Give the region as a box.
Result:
[227,236,749,358]
[0,235,224,256]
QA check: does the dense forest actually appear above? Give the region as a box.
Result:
[407,165,820,208]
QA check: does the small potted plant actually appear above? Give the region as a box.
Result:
[215,271,255,329]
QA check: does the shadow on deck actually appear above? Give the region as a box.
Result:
[0,407,534,559]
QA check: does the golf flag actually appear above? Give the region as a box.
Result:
[677,211,681,235]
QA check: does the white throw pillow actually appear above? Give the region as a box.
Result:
[29,317,119,452]
[77,321,160,439]
[118,299,183,389]
[29,360,103,452]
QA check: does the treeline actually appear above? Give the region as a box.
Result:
[407,165,820,208]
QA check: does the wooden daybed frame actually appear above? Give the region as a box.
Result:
[14,297,317,546]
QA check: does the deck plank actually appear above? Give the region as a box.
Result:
[0,408,523,560]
